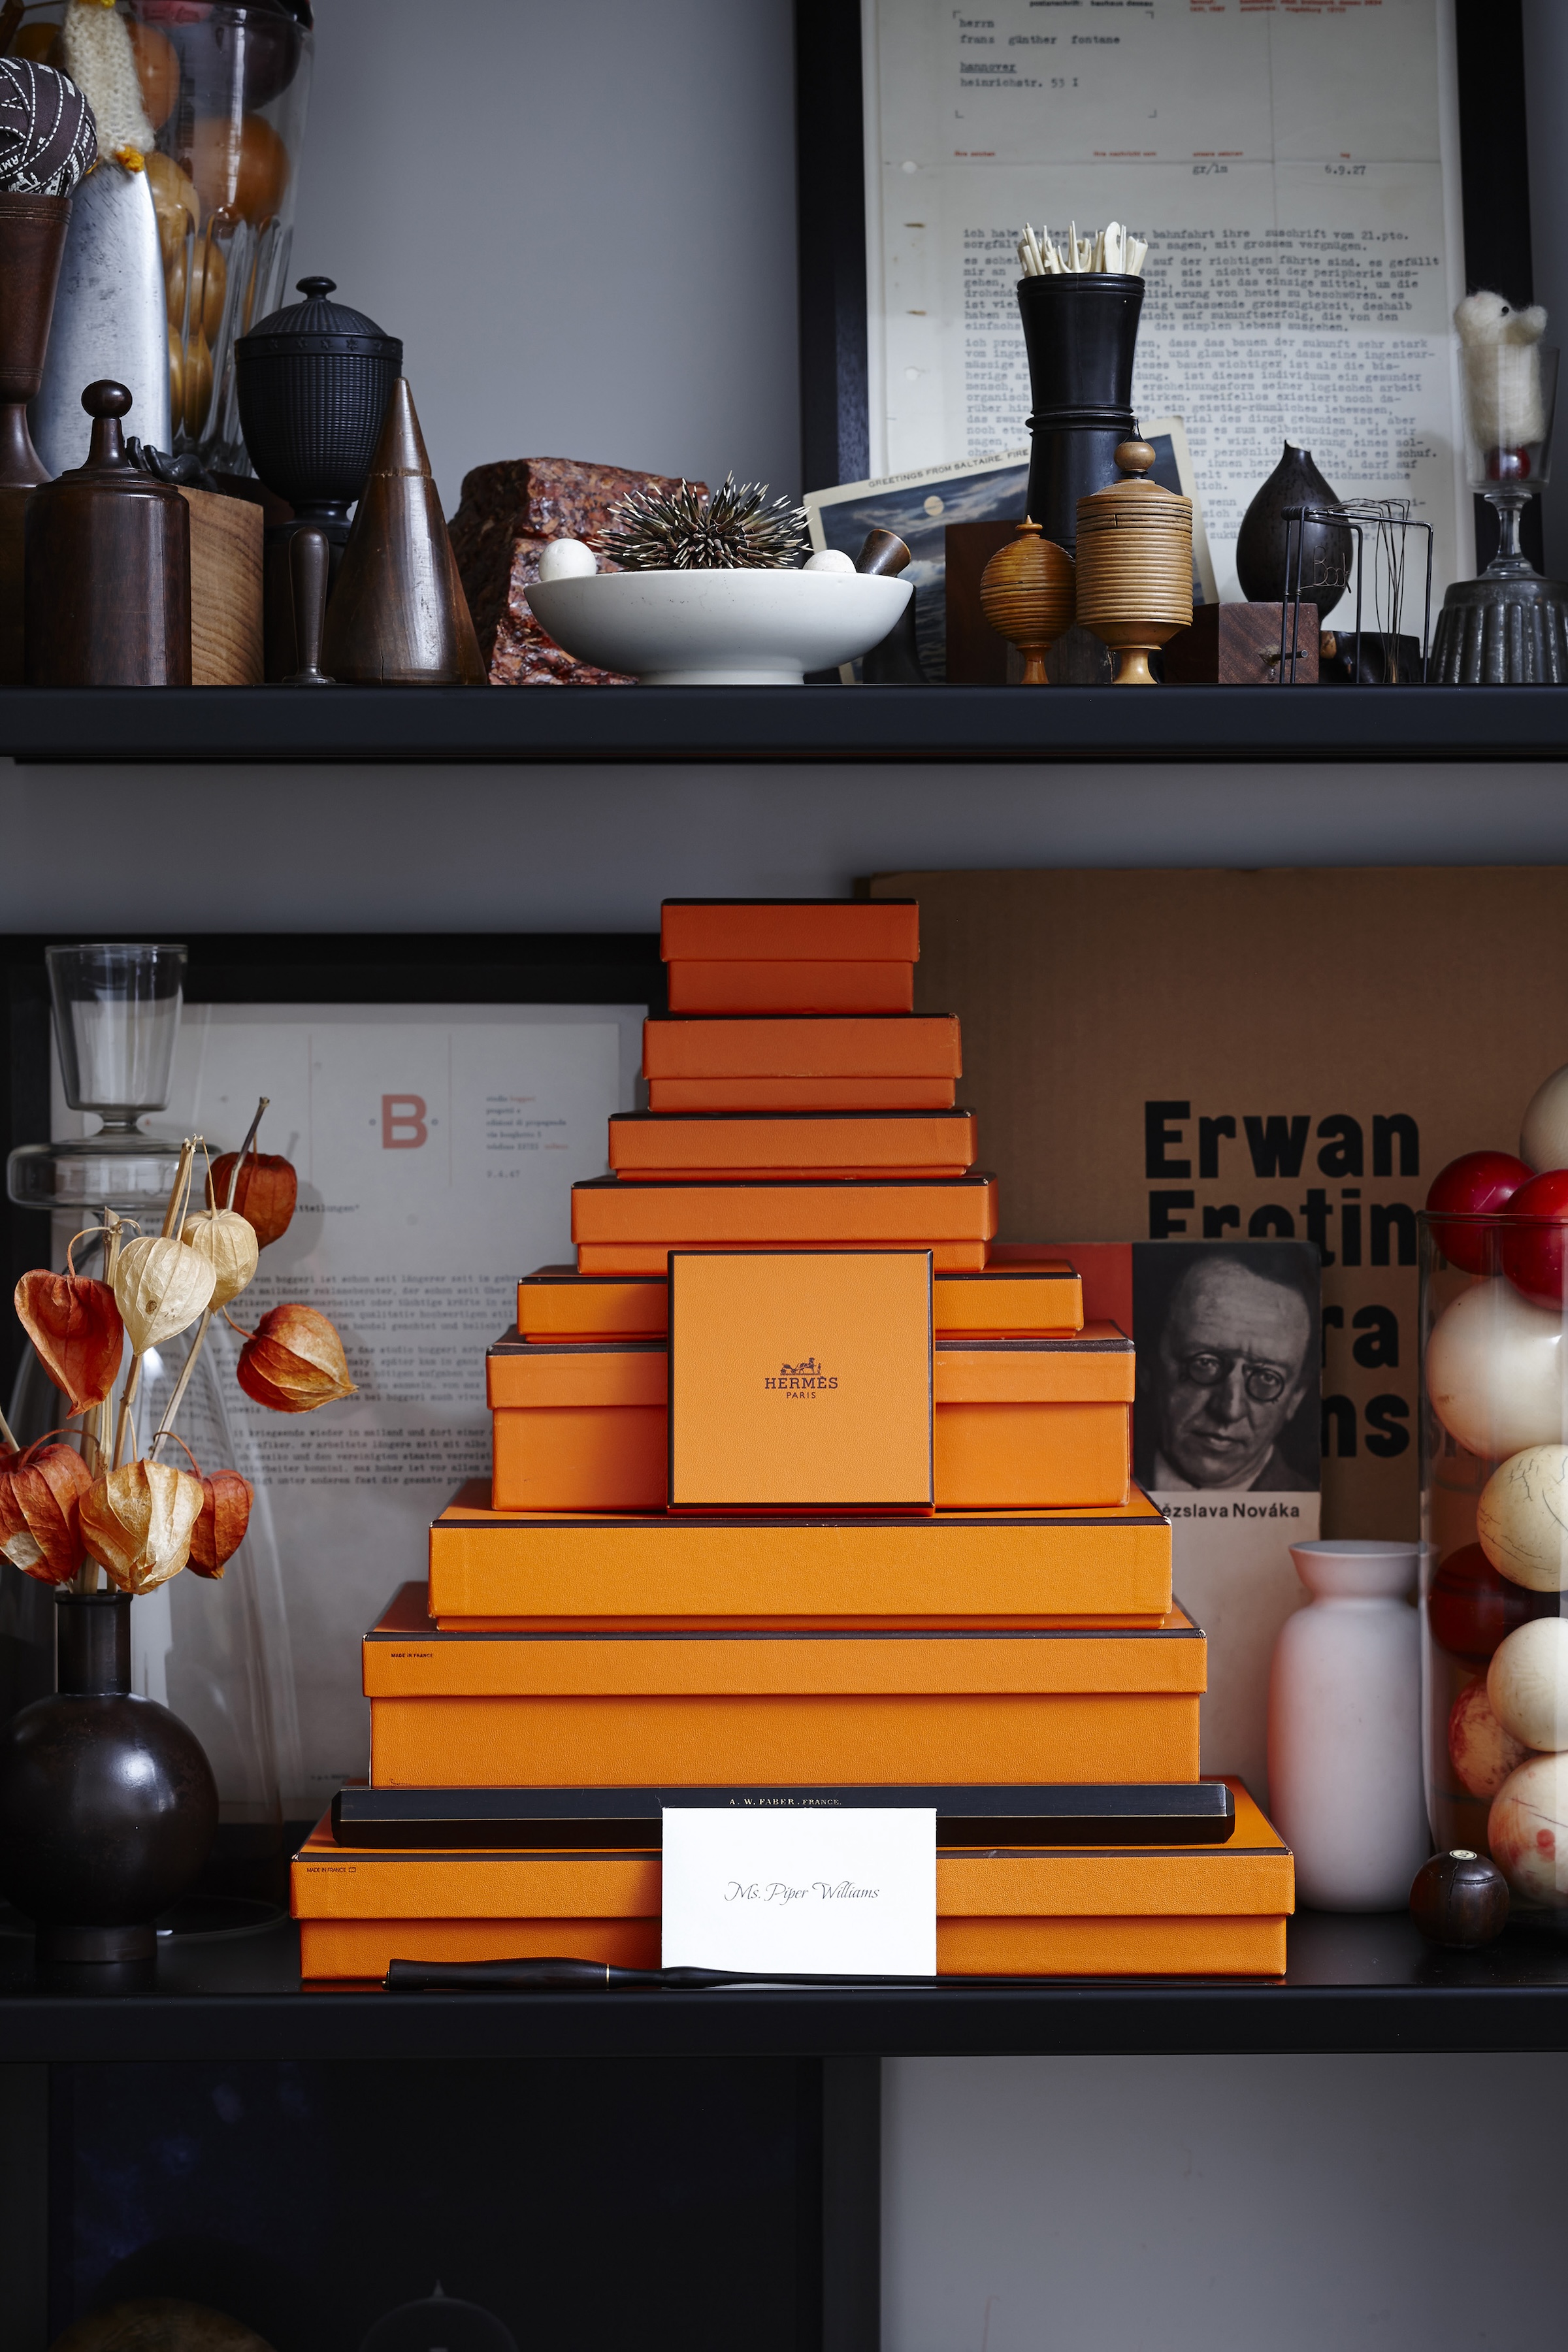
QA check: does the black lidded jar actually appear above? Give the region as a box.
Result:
[1017,272,1145,554]
[235,276,402,677]
[235,274,403,537]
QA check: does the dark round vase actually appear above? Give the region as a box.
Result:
[0,1590,218,1963]
[1235,441,1352,618]
[1017,272,1145,553]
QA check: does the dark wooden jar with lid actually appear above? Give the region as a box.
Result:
[24,380,191,685]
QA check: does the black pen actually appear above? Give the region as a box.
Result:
[385,1956,942,1992]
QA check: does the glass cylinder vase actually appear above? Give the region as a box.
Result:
[1420,1209,1568,1932]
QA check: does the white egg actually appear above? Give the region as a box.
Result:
[1448,1676,1531,1799]
[1425,1279,1568,1459]
[1488,1750,1568,1903]
[804,547,855,574]
[1520,1061,1568,1171]
[1486,1614,1568,1750]
[537,538,598,583]
[1477,1445,1568,1590]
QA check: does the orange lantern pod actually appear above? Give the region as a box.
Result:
[14,1259,124,1416]
[0,1439,93,1586]
[236,1303,356,1414]
[188,1467,254,1580]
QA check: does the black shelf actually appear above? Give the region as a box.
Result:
[3,1912,1566,2063]
[4,683,1568,766]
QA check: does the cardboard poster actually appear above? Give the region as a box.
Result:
[873,867,1568,1546]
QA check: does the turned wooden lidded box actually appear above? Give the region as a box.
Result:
[1075,439,1193,685]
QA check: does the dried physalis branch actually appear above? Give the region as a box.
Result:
[235,1303,357,1414]
[14,1229,125,1415]
[111,1139,213,1467]
[80,1457,203,1594]
[159,1433,252,1580]
[210,1098,296,1249]
[190,1469,253,1578]
[0,1437,93,1586]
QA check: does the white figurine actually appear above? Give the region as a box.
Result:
[1456,290,1548,450]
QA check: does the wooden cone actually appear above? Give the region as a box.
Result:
[320,378,480,684]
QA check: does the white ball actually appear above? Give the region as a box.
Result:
[537,537,598,582]
[1486,1614,1568,1750]
[804,547,855,574]
[1488,1750,1568,1904]
[1424,1279,1568,1459]
[1477,1445,1568,1590]
[1448,1676,1531,1798]
[1520,1061,1568,1170]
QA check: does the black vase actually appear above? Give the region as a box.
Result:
[1235,442,1352,619]
[1017,272,1145,553]
[0,1590,218,1962]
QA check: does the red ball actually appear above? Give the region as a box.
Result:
[1499,1166,1568,1307]
[1424,1151,1533,1273]
[1487,447,1533,483]
[1428,1541,1558,1665]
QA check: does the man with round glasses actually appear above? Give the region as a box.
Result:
[1145,1252,1316,1492]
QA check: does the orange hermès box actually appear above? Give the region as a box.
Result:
[659,900,920,962]
[513,1262,1083,1346]
[428,1480,1173,1627]
[668,1250,933,1510]
[570,1172,998,1275]
[487,1337,666,1514]
[933,1325,1132,1509]
[607,1109,977,1181]
[934,1265,1083,1337]
[488,1321,1131,1512]
[667,960,914,1015]
[367,1607,1203,1788]
[647,1075,958,1113]
[293,1780,1288,1980]
[642,1015,960,1081]
[517,1266,667,1343]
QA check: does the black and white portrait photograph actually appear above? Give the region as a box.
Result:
[1133,1243,1322,1495]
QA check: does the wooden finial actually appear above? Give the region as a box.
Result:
[978,517,1075,685]
[1115,440,1157,478]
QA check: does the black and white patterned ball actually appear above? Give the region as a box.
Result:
[0,59,97,197]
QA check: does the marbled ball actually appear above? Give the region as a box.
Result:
[0,59,97,197]
[1477,1444,1568,1590]
[1520,1060,1568,1172]
[1486,1614,1568,1752]
[1424,1278,1568,1460]
[1488,1750,1568,1906]
[1427,1540,1555,1665]
[1448,1676,1531,1799]
[537,537,598,583]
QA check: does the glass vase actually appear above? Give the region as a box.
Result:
[1420,1209,1568,1933]
[129,1,314,470]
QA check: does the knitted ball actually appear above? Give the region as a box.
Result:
[0,59,97,197]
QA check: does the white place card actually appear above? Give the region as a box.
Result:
[661,1807,936,1976]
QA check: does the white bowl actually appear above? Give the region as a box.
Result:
[524,568,912,685]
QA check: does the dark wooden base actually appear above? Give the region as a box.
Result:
[1163,602,1320,683]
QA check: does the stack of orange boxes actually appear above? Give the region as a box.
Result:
[293,901,1292,1978]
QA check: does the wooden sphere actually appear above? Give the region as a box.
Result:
[1115,439,1158,476]
[165,237,227,339]
[1448,1676,1531,1799]
[148,148,201,234]
[978,518,1074,684]
[168,323,214,436]
[189,111,289,225]
[1487,1614,1568,1750]
[48,2300,276,2352]
[1408,1848,1510,1947]
[1488,1750,1568,1904]
[127,20,181,133]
